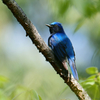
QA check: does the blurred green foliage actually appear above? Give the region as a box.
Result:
[0,75,42,100]
[81,67,100,100]
[1,0,100,100]
[0,66,100,100]
[0,59,73,100]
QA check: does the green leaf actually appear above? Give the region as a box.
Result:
[97,74,100,85]
[87,75,96,80]
[30,90,42,100]
[81,79,95,86]
[0,75,9,83]
[86,67,98,75]
[85,80,95,85]
[0,75,9,88]
[38,95,42,100]
[81,78,95,90]
[74,18,85,33]
[59,86,68,95]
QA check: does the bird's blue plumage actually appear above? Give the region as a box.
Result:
[46,22,79,80]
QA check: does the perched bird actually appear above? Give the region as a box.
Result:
[46,22,79,80]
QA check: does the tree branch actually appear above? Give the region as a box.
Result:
[2,0,91,100]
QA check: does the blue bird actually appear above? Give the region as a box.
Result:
[46,22,79,80]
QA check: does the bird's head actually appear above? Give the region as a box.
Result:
[46,22,64,34]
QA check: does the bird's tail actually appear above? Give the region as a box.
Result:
[69,59,79,80]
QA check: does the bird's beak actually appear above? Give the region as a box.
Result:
[46,24,52,28]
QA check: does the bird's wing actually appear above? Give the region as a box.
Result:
[48,34,68,62]
[62,37,75,59]
[48,34,75,61]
